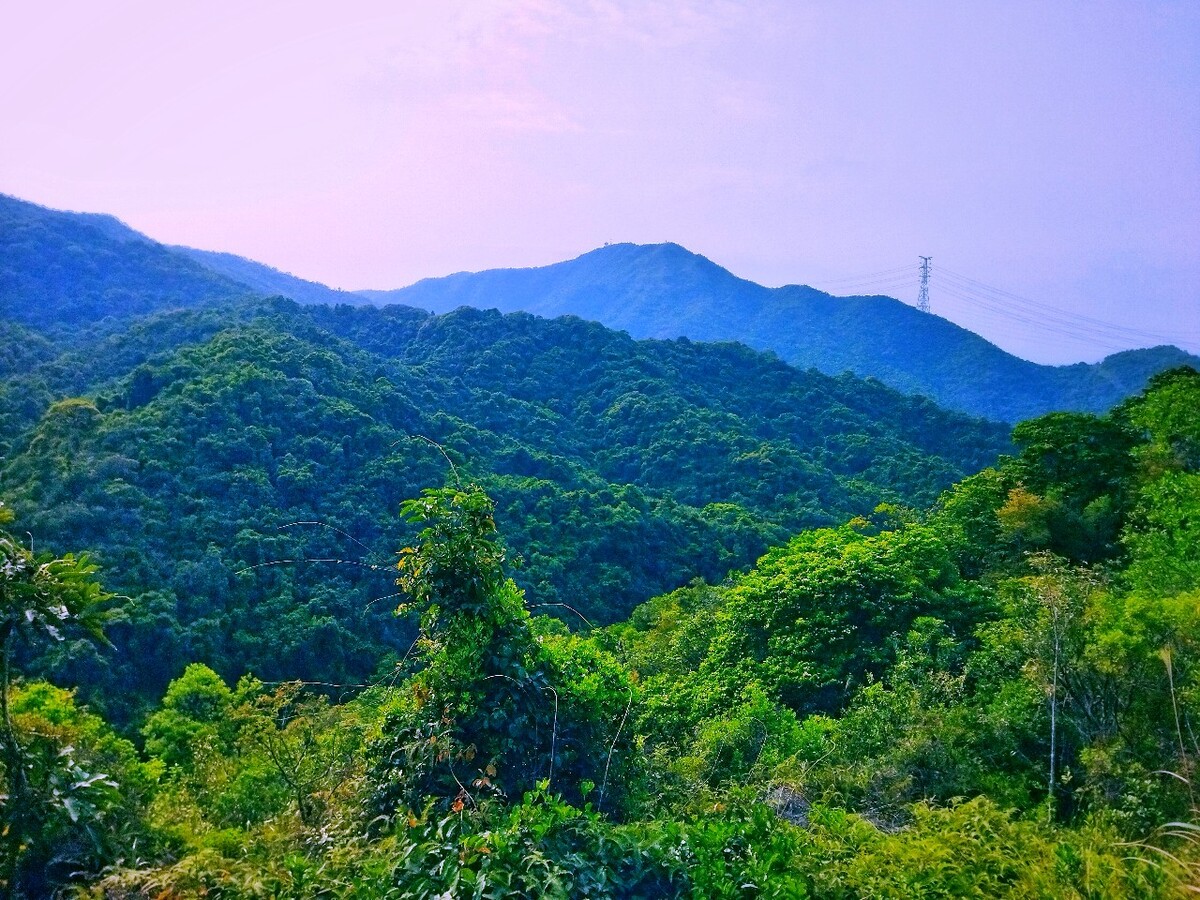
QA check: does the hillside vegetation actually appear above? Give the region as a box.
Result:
[5,190,1198,894]
[363,241,1200,422]
[2,368,1197,896]
[1,297,1005,725]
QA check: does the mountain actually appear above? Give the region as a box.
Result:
[360,242,1199,422]
[173,245,367,307]
[0,194,250,330]
[1,296,1009,717]
[5,193,1192,422]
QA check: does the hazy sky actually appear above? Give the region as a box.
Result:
[3,1,1198,364]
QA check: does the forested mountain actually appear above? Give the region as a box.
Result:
[0,296,1007,724]
[3,366,1197,896]
[362,242,1200,422]
[174,245,366,307]
[2,194,1199,897]
[4,193,1193,423]
[0,194,249,331]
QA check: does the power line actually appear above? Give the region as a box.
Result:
[822,275,918,293]
[815,264,915,285]
[937,267,1199,345]
[934,282,1135,353]
[807,260,1197,353]
[808,270,917,293]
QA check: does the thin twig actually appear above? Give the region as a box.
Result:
[233,558,385,576]
[396,435,463,487]
[598,687,634,813]
[279,521,380,558]
[546,685,559,787]
[526,602,594,629]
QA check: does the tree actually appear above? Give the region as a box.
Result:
[371,485,550,815]
[371,485,640,819]
[0,502,115,892]
[142,666,362,831]
[233,680,361,827]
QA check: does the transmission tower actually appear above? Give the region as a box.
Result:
[917,256,932,313]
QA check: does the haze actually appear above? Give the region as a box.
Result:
[3,1,1197,364]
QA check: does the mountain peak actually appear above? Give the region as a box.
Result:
[351,241,1199,422]
[577,240,729,272]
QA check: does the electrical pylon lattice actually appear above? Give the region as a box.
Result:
[917,256,932,313]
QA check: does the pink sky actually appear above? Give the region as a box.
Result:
[3,1,1198,364]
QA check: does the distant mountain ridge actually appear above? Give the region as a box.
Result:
[0,194,248,329]
[3,193,1194,421]
[360,242,1199,422]
[173,245,367,308]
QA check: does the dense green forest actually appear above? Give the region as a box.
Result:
[1,366,1197,896]
[1,297,1006,725]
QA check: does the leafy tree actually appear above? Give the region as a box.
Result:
[1009,411,1138,562]
[141,666,364,838]
[3,682,153,896]
[372,485,640,819]
[232,680,363,827]
[141,662,236,770]
[702,522,991,716]
[0,502,116,893]
[1119,366,1200,471]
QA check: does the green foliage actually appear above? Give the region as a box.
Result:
[235,680,364,827]
[371,485,640,822]
[373,486,542,812]
[702,521,991,716]
[142,662,236,769]
[1,683,140,895]
[0,503,112,651]
[0,505,118,893]
[2,297,1006,722]
[3,226,1200,895]
[673,683,804,790]
[396,486,511,623]
[612,369,1200,852]
[800,797,1177,898]
[370,789,685,899]
[96,788,688,899]
[1124,471,1200,598]
[927,466,1020,576]
[1008,411,1138,562]
[1120,366,1200,471]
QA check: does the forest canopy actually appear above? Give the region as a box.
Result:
[1,298,1008,725]
[0,366,1197,896]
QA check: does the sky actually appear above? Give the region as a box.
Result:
[2,0,1198,365]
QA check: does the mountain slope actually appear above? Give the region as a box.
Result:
[1,297,1009,715]
[361,242,1199,422]
[0,194,251,330]
[174,245,367,307]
